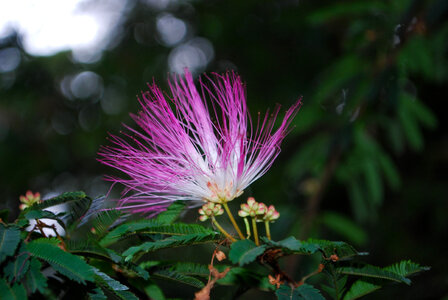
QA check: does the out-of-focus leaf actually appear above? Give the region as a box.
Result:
[0,209,10,221]
[320,212,367,246]
[143,280,166,300]
[307,2,388,24]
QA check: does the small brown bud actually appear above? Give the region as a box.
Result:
[215,250,226,261]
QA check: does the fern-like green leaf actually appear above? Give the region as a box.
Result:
[343,279,381,300]
[27,238,94,284]
[167,262,210,277]
[276,283,325,300]
[93,268,128,291]
[123,233,221,261]
[261,236,319,255]
[78,195,107,227]
[101,221,216,246]
[337,265,410,284]
[153,269,205,288]
[384,260,430,277]
[0,225,21,263]
[66,239,113,261]
[342,260,430,300]
[217,266,271,290]
[25,258,47,294]
[307,239,360,260]
[90,210,123,237]
[155,201,186,224]
[4,245,30,282]
[23,191,91,228]
[27,191,87,210]
[0,279,28,300]
[24,210,66,229]
[321,264,347,300]
[88,287,107,300]
[92,268,138,300]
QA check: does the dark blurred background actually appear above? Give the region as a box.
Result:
[0,0,447,299]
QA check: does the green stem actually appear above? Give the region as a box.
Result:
[251,218,259,246]
[222,202,245,239]
[212,217,236,242]
[244,218,251,239]
[265,221,271,240]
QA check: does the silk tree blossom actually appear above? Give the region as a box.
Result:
[99,69,301,215]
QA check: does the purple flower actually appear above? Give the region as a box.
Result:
[99,69,301,216]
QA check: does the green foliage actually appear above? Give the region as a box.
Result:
[123,232,221,261]
[90,210,123,237]
[4,245,30,282]
[0,190,430,299]
[27,191,87,211]
[342,260,430,300]
[24,259,47,294]
[337,265,410,284]
[0,279,28,300]
[320,212,367,246]
[142,280,166,300]
[154,201,186,224]
[262,236,319,255]
[229,239,267,266]
[27,238,94,284]
[66,239,115,261]
[276,284,325,300]
[153,269,205,288]
[93,268,138,300]
[0,225,21,263]
[101,221,217,246]
[167,262,210,277]
[307,239,359,260]
[321,268,347,300]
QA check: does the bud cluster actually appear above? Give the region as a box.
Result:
[238,197,266,218]
[238,197,279,222]
[19,190,42,210]
[198,202,224,222]
[263,205,280,222]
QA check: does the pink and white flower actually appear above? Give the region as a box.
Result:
[99,69,301,215]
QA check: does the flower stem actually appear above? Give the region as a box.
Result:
[243,217,251,239]
[222,202,245,239]
[251,218,259,246]
[264,221,271,240]
[211,217,236,242]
